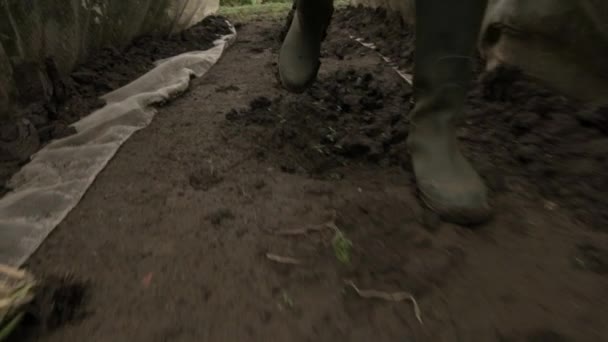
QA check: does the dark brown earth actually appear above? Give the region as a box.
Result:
[333,6,416,72]
[8,6,608,342]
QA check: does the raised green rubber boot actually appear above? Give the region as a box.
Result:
[279,0,334,93]
[408,0,492,225]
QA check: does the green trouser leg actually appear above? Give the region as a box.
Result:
[408,0,492,225]
[278,0,334,93]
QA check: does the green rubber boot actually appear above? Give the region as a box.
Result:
[279,0,334,93]
[408,0,492,225]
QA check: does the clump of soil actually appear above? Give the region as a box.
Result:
[10,274,90,341]
[0,16,232,194]
[465,66,608,230]
[224,64,413,176]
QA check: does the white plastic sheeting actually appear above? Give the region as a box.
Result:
[0,23,236,267]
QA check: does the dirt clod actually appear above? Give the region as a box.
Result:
[224,64,412,176]
[12,274,89,340]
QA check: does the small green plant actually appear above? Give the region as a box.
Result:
[281,291,294,309]
[332,229,353,264]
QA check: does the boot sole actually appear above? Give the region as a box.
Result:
[278,61,321,94]
[418,189,493,227]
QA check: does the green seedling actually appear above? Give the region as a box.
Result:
[281,291,294,310]
[332,229,353,264]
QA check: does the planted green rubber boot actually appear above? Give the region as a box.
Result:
[279,0,334,93]
[408,0,492,225]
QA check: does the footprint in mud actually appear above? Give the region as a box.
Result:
[206,208,235,226]
[189,165,223,191]
[399,246,467,295]
[248,46,267,54]
[215,85,240,93]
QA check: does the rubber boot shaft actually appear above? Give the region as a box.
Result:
[413,0,487,98]
[409,0,491,225]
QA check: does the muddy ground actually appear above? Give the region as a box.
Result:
[9,6,608,342]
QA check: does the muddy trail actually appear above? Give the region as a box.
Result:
[11,7,608,342]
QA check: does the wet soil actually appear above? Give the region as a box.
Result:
[0,16,232,194]
[10,7,608,342]
[224,63,412,175]
[10,275,90,340]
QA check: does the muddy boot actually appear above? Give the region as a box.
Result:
[279,0,334,93]
[408,0,491,225]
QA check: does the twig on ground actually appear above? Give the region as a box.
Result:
[275,222,333,236]
[346,280,423,325]
[275,210,339,236]
[266,253,302,265]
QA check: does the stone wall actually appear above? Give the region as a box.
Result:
[351,0,608,105]
[0,0,219,119]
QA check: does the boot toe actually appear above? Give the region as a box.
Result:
[278,55,319,93]
[418,180,492,226]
